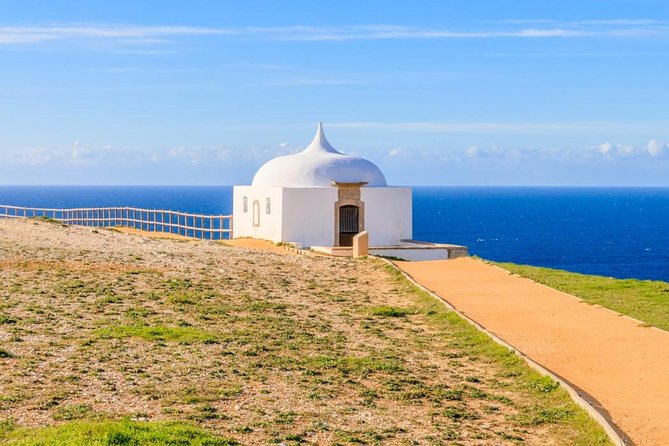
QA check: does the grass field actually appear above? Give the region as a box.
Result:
[496,262,669,331]
[0,219,611,445]
[0,420,237,446]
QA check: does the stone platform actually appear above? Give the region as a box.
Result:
[311,239,468,261]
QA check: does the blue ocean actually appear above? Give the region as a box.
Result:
[1,186,668,282]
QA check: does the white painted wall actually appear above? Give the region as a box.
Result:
[281,187,337,247]
[362,187,412,246]
[232,186,284,242]
[233,185,412,248]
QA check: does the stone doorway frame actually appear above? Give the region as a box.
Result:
[332,182,367,247]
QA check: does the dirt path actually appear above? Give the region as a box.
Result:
[396,257,669,446]
[113,227,293,255]
[224,237,292,254]
[110,227,340,258]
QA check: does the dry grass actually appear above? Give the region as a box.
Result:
[0,219,609,445]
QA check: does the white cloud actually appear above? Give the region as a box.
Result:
[166,146,235,165]
[2,138,668,169]
[597,142,612,154]
[387,148,402,157]
[1,20,667,47]
[647,139,668,157]
[465,146,480,158]
[0,141,158,166]
[498,19,663,26]
[595,142,649,158]
[263,77,364,86]
[165,143,300,166]
[385,147,416,160]
[329,121,661,135]
[617,144,636,156]
[375,140,669,166]
[0,147,53,165]
[0,24,230,45]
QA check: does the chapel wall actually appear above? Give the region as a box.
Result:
[361,187,413,246]
[281,187,338,248]
[232,186,284,242]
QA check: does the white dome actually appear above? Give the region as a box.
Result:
[252,123,387,187]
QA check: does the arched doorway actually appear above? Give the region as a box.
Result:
[333,182,366,247]
[339,205,359,247]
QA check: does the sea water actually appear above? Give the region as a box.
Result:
[1,186,667,282]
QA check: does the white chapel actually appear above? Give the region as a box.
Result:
[233,123,412,248]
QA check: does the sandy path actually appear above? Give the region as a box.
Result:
[113,228,292,254]
[224,237,291,254]
[396,257,669,446]
[113,227,194,240]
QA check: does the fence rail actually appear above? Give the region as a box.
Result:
[0,205,232,240]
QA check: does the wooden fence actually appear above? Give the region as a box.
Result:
[0,205,232,240]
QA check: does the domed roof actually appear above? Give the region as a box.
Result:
[252,123,387,187]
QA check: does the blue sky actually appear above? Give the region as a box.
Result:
[0,0,668,186]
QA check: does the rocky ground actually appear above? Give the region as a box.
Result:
[0,218,607,445]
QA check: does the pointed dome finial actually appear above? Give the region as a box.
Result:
[306,122,340,154]
[251,121,388,187]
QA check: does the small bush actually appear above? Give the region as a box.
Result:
[442,405,479,421]
[32,216,65,226]
[518,405,575,426]
[528,375,559,393]
[0,315,17,325]
[52,404,94,421]
[0,419,16,436]
[370,305,410,318]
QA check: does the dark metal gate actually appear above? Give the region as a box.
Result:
[339,205,359,247]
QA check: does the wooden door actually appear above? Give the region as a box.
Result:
[339,205,359,247]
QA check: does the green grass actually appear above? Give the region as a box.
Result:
[96,324,218,344]
[368,305,411,317]
[496,262,669,331]
[0,315,18,324]
[51,404,95,421]
[0,419,237,445]
[301,353,403,376]
[30,216,66,226]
